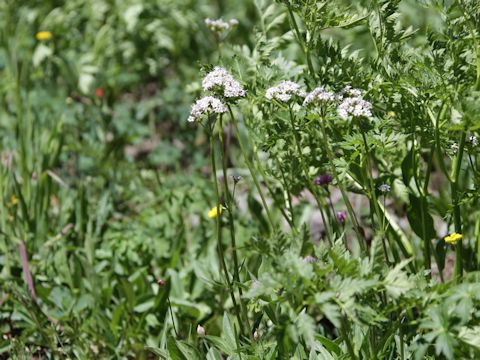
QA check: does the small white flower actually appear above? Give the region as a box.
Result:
[469,135,478,146]
[205,18,237,32]
[338,96,372,119]
[202,67,245,98]
[303,255,317,263]
[197,325,206,338]
[303,87,336,106]
[451,143,459,154]
[187,96,227,122]
[265,81,306,103]
[378,183,391,193]
[340,85,363,99]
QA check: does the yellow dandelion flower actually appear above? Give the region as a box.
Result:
[36,31,53,41]
[388,111,396,117]
[445,232,462,245]
[208,205,223,219]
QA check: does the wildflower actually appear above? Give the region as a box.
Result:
[388,111,396,118]
[95,88,105,98]
[187,96,227,122]
[208,205,223,219]
[451,143,459,154]
[340,85,363,99]
[231,175,242,183]
[338,96,372,119]
[265,81,306,103]
[157,278,166,288]
[444,232,462,245]
[314,174,333,186]
[197,324,206,338]
[303,87,336,107]
[303,255,317,263]
[253,330,261,341]
[336,211,347,224]
[205,18,238,33]
[202,67,245,98]
[378,183,391,193]
[469,135,478,146]
[8,195,19,208]
[36,31,52,41]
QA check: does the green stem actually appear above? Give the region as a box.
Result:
[451,131,467,281]
[289,107,332,243]
[340,314,357,360]
[244,123,297,232]
[318,114,366,250]
[253,148,298,234]
[218,117,251,338]
[208,118,245,337]
[228,106,275,230]
[285,3,316,80]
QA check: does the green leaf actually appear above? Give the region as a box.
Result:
[407,194,436,241]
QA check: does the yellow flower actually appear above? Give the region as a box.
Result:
[445,232,462,245]
[388,111,396,117]
[8,195,18,208]
[36,31,53,41]
[208,205,223,219]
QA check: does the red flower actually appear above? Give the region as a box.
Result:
[95,88,105,98]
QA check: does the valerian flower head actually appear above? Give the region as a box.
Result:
[205,18,238,32]
[444,232,462,245]
[378,183,391,193]
[303,87,336,107]
[340,85,363,99]
[451,143,459,154]
[469,135,478,146]
[265,81,306,103]
[338,96,373,119]
[202,67,245,98]
[187,96,227,123]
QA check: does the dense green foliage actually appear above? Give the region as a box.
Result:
[1,0,480,359]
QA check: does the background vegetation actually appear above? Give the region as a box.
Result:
[1,0,480,359]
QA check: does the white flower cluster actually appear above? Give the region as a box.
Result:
[202,67,245,98]
[205,18,239,32]
[337,95,372,119]
[469,135,478,146]
[187,96,227,122]
[451,143,459,154]
[378,183,391,193]
[340,85,362,99]
[303,87,336,106]
[266,81,306,103]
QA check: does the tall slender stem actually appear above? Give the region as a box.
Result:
[218,117,251,337]
[285,3,316,81]
[228,106,275,230]
[288,107,332,243]
[208,117,245,336]
[318,113,366,251]
[451,131,467,281]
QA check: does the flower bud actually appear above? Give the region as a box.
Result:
[197,325,205,338]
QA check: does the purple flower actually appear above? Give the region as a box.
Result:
[336,211,347,224]
[303,255,317,264]
[314,174,333,186]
